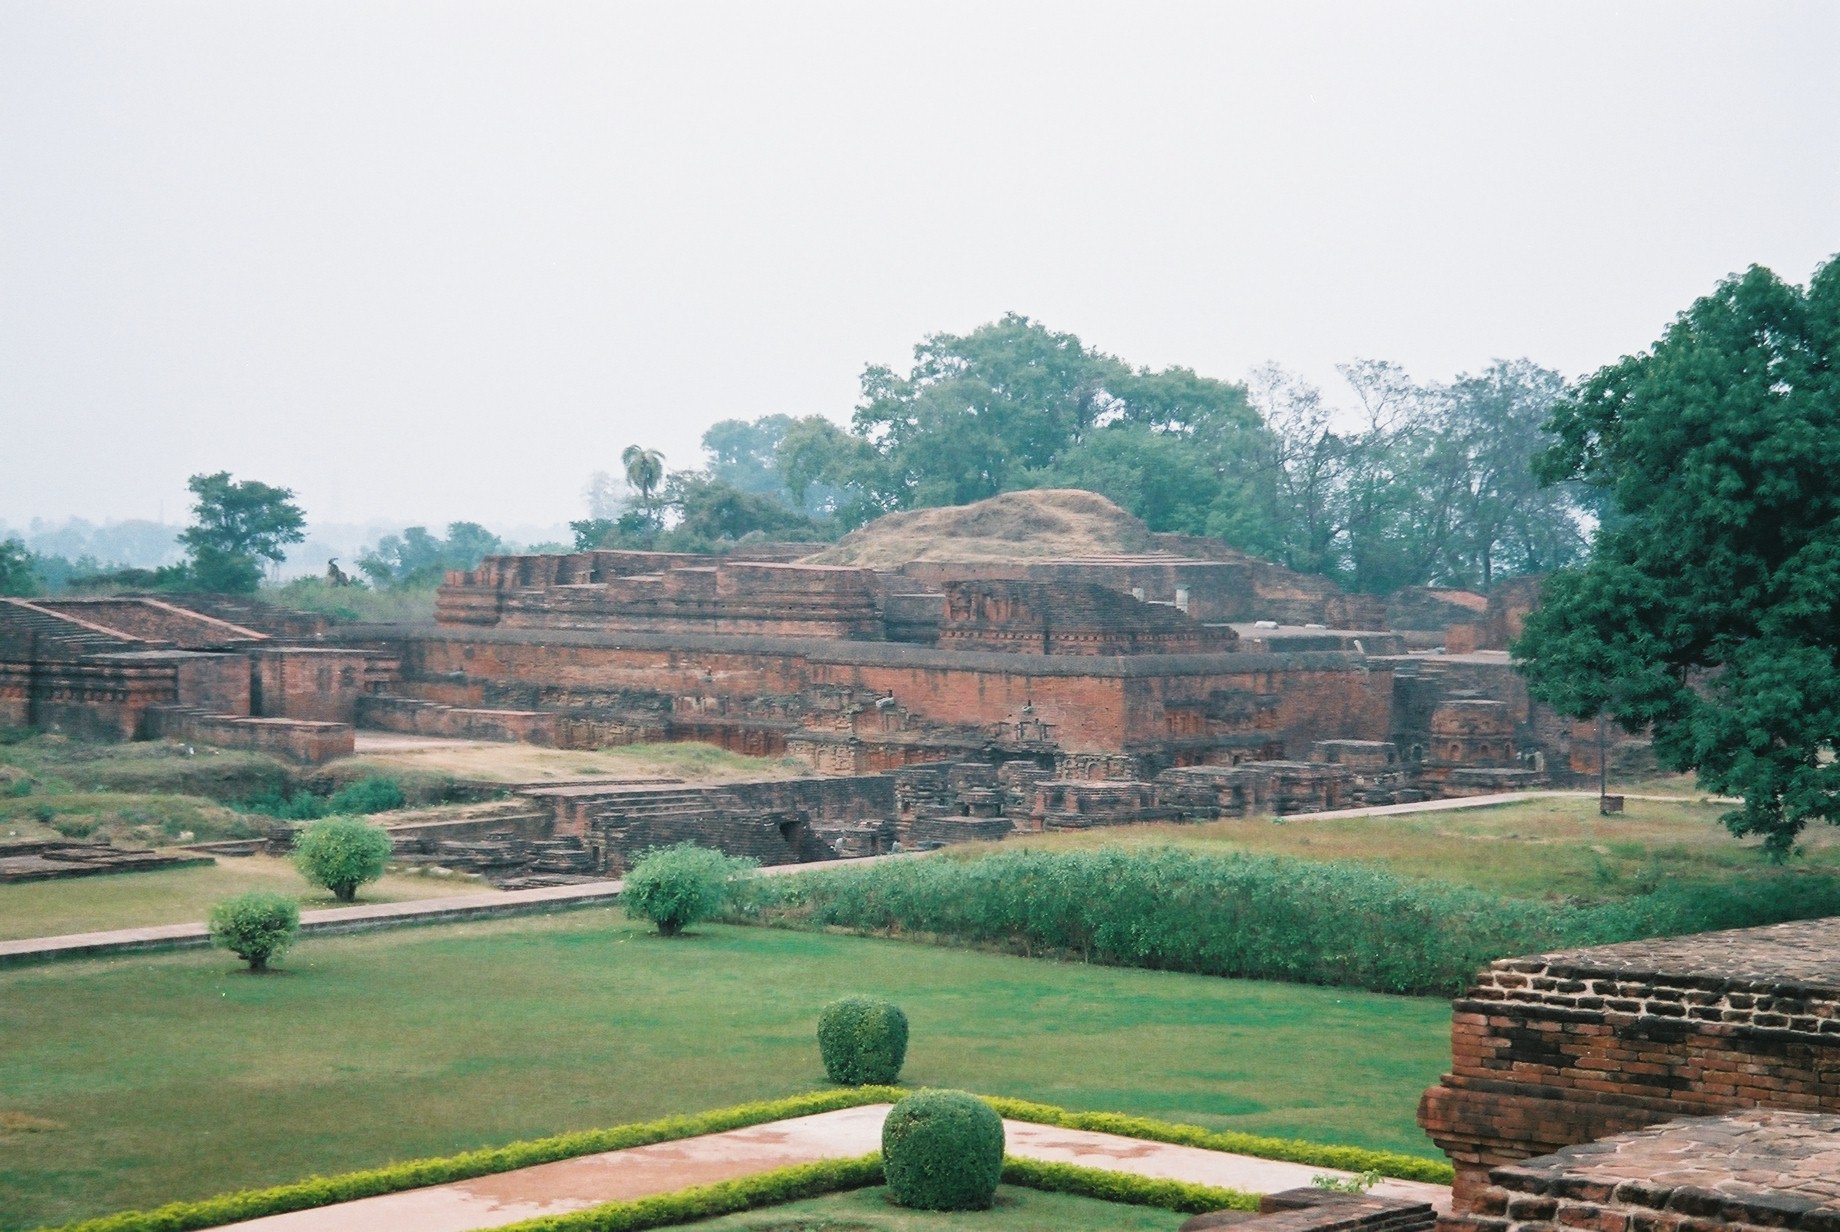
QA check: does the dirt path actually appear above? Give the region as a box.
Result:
[215,1104,1450,1232]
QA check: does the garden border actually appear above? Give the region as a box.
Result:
[36,1089,1449,1232]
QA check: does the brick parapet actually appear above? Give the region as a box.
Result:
[1421,919,1840,1213]
[1446,1110,1840,1232]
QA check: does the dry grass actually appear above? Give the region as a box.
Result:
[975,793,1840,902]
[805,490,1167,566]
[337,737,810,784]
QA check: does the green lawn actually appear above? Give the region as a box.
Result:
[0,914,1449,1231]
[687,1185,1187,1231]
[980,794,1840,901]
[0,854,492,940]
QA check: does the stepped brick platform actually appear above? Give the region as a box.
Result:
[1453,1110,1840,1232]
[1420,918,1840,1210]
[0,839,212,882]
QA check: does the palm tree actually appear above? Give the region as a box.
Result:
[621,445,666,515]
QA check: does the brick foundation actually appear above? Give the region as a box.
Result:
[1419,919,1840,1211]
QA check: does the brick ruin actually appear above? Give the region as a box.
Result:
[0,545,1614,872]
[1422,918,1840,1231]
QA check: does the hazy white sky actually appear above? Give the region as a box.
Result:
[2,1,1835,531]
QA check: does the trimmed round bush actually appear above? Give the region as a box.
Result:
[817,996,909,1085]
[881,1089,1005,1211]
[208,891,300,972]
[622,842,758,936]
[291,815,393,902]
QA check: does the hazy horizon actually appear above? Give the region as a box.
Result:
[3,1,1835,530]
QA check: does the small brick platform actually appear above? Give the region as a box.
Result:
[1420,919,1840,1209]
[1457,1110,1840,1232]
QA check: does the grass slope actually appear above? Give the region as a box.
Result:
[979,795,1840,901]
[0,915,1448,1230]
[333,739,809,785]
[686,1185,1187,1231]
[0,854,490,941]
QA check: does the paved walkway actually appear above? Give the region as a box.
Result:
[0,879,627,966]
[216,1104,1451,1232]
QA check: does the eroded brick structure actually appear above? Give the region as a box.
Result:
[0,596,371,763]
[1452,1110,1840,1232]
[1420,919,1840,1212]
[2,545,1601,836]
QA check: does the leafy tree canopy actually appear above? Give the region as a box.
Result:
[0,539,36,597]
[1517,258,1840,855]
[358,521,503,588]
[178,472,306,594]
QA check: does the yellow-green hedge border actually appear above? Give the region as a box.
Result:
[37,1087,1448,1232]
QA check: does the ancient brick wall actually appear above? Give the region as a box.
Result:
[250,648,371,724]
[937,579,1238,655]
[172,653,252,716]
[143,707,354,765]
[375,626,1396,767]
[439,556,885,639]
[28,598,267,650]
[1451,1110,1840,1232]
[27,656,182,741]
[1419,919,1840,1211]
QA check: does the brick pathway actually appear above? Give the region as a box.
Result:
[214,1104,1451,1232]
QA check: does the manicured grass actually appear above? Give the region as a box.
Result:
[0,854,492,940]
[686,1185,1188,1231]
[0,914,1449,1230]
[978,795,1840,902]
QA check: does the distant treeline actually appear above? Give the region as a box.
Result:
[587,315,1594,593]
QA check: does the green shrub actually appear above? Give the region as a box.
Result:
[745,846,1840,997]
[291,816,394,902]
[881,1089,1004,1211]
[326,776,406,815]
[207,891,300,972]
[817,996,909,1085]
[622,843,758,936]
[241,787,328,820]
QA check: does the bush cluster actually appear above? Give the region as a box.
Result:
[291,816,394,902]
[622,843,758,936]
[745,846,1840,997]
[207,891,300,972]
[881,1090,1005,1211]
[241,776,406,821]
[817,997,908,1085]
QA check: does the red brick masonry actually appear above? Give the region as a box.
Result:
[1419,919,1840,1210]
[1452,1110,1840,1232]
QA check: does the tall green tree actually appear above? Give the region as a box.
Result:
[622,445,667,514]
[357,521,503,587]
[177,472,306,593]
[0,538,36,596]
[851,314,1128,508]
[1517,258,1840,856]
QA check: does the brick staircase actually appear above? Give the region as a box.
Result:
[355,693,559,744]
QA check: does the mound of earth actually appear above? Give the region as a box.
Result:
[802,489,1252,566]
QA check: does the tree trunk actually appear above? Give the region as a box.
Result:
[334,883,356,902]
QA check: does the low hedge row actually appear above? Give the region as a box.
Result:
[1000,1157,1258,1214]
[39,1088,1447,1232]
[490,1154,1255,1232]
[41,1089,901,1232]
[497,1154,884,1232]
[982,1096,1455,1184]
